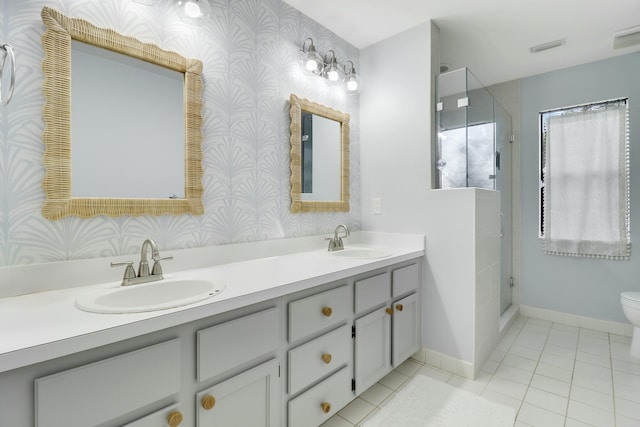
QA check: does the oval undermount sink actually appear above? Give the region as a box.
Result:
[328,246,391,259]
[75,278,226,314]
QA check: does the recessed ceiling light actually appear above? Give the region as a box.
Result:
[613,25,640,49]
[529,39,565,53]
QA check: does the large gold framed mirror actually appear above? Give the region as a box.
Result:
[289,94,350,213]
[41,6,204,219]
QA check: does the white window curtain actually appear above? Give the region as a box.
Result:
[543,102,630,260]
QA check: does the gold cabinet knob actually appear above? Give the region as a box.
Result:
[167,410,183,427]
[386,307,394,315]
[322,306,333,317]
[321,353,332,364]
[201,394,216,411]
[396,303,404,312]
[321,402,332,414]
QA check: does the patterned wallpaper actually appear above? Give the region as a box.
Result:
[0,0,360,266]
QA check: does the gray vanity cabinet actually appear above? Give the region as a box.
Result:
[1,258,423,427]
[353,263,421,395]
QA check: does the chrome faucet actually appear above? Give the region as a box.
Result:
[111,238,173,286]
[326,224,350,251]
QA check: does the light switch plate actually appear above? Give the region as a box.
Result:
[373,198,382,215]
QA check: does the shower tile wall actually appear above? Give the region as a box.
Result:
[475,189,502,375]
[0,0,360,267]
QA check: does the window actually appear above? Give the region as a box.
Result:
[539,98,630,259]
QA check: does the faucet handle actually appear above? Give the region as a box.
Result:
[151,255,173,276]
[111,261,136,280]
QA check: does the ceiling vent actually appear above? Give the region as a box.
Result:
[529,39,565,53]
[613,26,640,49]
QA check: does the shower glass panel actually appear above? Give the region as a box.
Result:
[435,68,496,190]
[494,101,513,315]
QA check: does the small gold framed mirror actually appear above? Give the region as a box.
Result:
[41,7,204,219]
[289,94,350,213]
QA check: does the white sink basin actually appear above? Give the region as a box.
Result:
[75,278,226,314]
[328,246,391,259]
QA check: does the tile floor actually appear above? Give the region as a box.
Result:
[321,316,640,427]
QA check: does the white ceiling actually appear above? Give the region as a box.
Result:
[283,0,640,86]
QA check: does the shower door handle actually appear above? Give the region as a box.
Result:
[499,213,504,238]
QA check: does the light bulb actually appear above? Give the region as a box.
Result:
[184,1,202,18]
[327,69,339,81]
[305,58,318,72]
[347,79,358,91]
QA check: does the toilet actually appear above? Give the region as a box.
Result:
[621,292,640,358]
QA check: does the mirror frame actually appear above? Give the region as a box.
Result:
[41,6,204,219]
[289,94,350,213]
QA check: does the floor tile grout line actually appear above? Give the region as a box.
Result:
[608,332,618,427]
[561,325,580,427]
[514,317,553,423]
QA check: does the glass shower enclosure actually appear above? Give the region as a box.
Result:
[435,68,499,190]
[435,67,513,315]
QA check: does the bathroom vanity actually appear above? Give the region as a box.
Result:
[0,233,424,426]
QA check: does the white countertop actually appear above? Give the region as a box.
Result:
[0,232,424,373]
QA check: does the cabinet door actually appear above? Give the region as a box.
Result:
[354,307,391,394]
[196,359,280,427]
[392,292,420,367]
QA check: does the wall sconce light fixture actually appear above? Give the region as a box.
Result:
[301,37,324,75]
[176,0,211,24]
[322,50,343,82]
[344,61,359,92]
[299,37,359,93]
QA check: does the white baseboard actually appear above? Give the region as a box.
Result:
[411,348,475,380]
[520,305,633,337]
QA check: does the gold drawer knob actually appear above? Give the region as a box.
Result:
[321,353,332,364]
[201,394,216,410]
[386,307,394,315]
[321,402,332,414]
[396,303,404,312]
[167,410,183,427]
[322,306,333,317]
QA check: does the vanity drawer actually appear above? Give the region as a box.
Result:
[392,263,420,297]
[35,339,181,427]
[288,285,352,342]
[288,366,353,427]
[198,307,279,382]
[288,324,351,395]
[354,272,390,313]
[123,404,182,427]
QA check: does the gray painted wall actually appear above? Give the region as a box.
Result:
[520,52,640,322]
